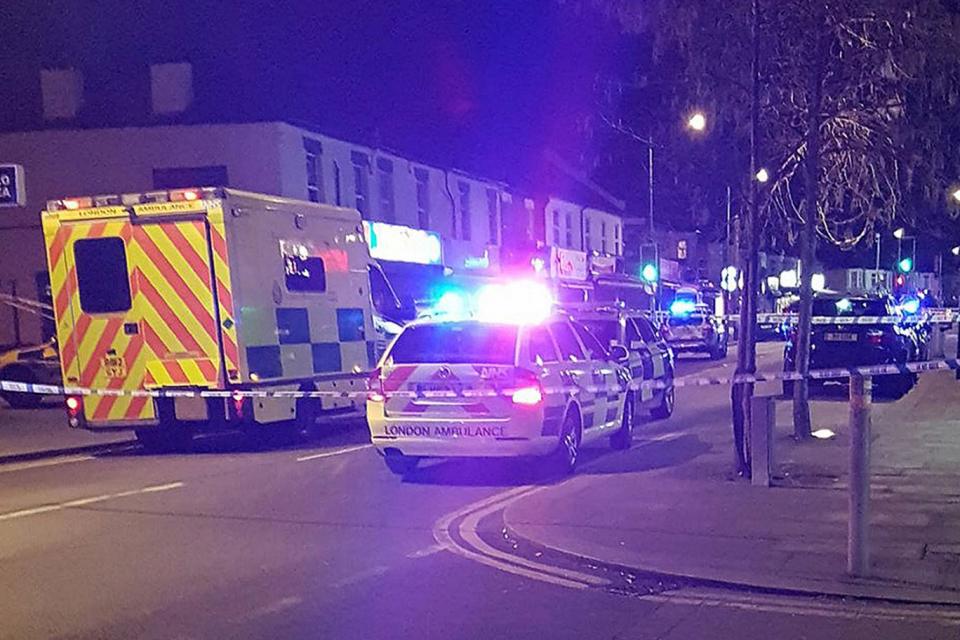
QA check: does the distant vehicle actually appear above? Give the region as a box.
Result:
[0,340,60,409]
[366,311,633,478]
[42,188,412,451]
[661,302,729,360]
[562,304,675,420]
[783,294,919,398]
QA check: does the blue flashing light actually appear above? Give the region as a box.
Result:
[670,299,697,316]
[434,290,468,318]
[900,297,920,315]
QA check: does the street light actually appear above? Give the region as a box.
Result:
[755,168,769,183]
[952,188,960,203]
[893,227,906,239]
[951,245,960,256]
[687,112,707,132]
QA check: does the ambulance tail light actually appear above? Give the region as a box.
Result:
[231,391,247,420]
[170,188,201,202]
[511,369,544,406]
[65,395,83,427]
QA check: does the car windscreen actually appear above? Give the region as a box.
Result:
[668,313,708,327]
[813,299,888,318]
[387,322,517,364]
[580,319,619,346]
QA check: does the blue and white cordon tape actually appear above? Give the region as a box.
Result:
[2,358,957,400]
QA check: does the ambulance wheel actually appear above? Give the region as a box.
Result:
[0,366,42,409]
[547,411,582,475]
[383,451,419,476]
[650,385,675,420]
[610,397,635,450]
[136,423,193,453]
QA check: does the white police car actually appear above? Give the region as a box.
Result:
[366,315,633,477]
[570,307,675,420]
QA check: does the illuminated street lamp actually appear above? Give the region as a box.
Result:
[951,245,960,256]
[687,112,707,132]
[952,188,960,203]
[893,227,906,240]
[755,168,770,183]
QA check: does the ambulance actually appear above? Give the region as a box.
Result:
[42,187,408,450]
[366,283,634,477]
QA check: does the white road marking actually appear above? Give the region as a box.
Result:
[406,543,446,559]
[296,444,371,462]
[0,481,185,523]
[0,454,94,474]
[331,564,390,588]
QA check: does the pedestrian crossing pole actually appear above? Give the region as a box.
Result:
[847,374,872,577]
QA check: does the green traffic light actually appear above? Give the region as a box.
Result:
[640,263,658,283]
[898,257,913,273]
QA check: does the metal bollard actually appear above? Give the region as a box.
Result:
[848,374,872,577]
[750,395,775,487]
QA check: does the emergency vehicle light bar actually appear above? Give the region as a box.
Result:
[47,187,221,211]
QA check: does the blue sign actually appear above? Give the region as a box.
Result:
[0,165,25,207]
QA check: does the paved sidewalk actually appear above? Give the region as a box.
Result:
[0,403,132,461]
[505,360,960,604]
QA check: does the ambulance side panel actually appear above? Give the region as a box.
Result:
[222,193,377,419]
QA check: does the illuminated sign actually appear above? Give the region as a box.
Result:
[0,165,25,207]
[363,221,442,265]
[551,247,587,281]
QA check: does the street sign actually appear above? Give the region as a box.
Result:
[0,165,25,207]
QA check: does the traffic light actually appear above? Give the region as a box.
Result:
[895,274,906,288]
[640,262,659,283]
[897,257,913,273]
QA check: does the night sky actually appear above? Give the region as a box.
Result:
[0,0,629,188]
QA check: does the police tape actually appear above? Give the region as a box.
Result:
[650,311,957,325]
[2,358,958,401]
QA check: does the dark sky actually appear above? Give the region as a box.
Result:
[0,0,630,187]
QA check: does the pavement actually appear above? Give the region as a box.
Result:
[0,400,133,461]
[504,336,960,607]
[0,342,959,638]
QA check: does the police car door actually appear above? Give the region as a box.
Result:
[626,318,656,405]
[522,326,566,439]
[548,321,599,430]
[572,321,624,432]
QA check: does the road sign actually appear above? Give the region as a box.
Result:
[0,165,25,207]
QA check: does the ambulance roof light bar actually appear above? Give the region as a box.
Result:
[47,187,221,211]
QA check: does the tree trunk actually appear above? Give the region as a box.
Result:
[792,5,826,440]
[732,0,761,476]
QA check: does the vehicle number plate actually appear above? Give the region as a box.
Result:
[102,355,127,378]
[824,332,857,342]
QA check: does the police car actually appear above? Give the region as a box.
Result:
[565,306,675,420]
[366,314,634,477]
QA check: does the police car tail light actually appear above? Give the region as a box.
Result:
[511,369,543,406]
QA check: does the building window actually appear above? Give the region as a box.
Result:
[153,165,228,189]
[351,151,370,218]
[458,181,472,241]
[552,210,561,245]
[74,238,132,313]
[303,138,324,203]
[376,157,395,222]
[614,223,621,255]
[486,189,499,245]
[414,168,430,229]
[333,162,342,206]
[564,211,574,248]
[601,221,608,254]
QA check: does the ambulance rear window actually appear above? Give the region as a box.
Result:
[74,237,132,313]
[388,323,517,364]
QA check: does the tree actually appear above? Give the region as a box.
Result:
[580,0,960,462]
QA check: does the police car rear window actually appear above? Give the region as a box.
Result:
[581,320,618,347]
[389,323,517,364]
[74,237,132,314]
[668,313,707,327]
[813,299,888,317]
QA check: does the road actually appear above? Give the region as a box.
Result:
[0,342,956,640]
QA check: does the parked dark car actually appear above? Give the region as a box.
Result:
[783,295,922,399]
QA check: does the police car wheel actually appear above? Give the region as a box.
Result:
[610,397,634,450]
[650,386,674,420]
[549,413,582,475]
[384,451,419,476]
